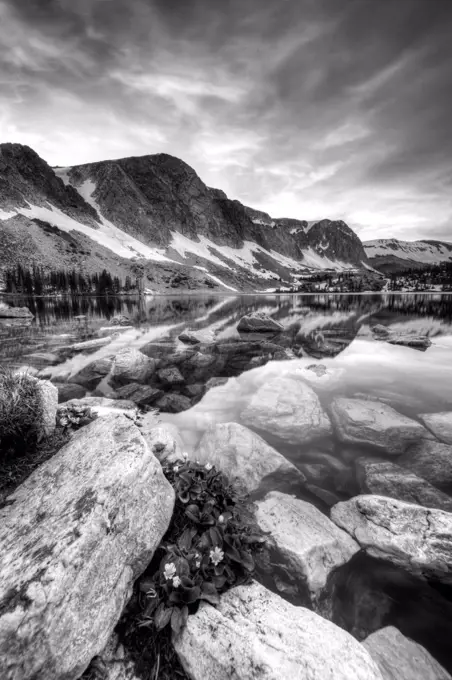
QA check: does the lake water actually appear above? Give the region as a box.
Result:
[2,292,452,670]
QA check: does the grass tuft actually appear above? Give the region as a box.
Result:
[0,367,43,456]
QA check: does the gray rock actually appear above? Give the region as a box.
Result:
[0,306,33,318]
[183,383,205,398]
[255,491,359,605]
[109,315,131,327]
[306,484,342,507]
[139,420,184,463]
[419,412,452,445]
[385,334,432,351]
[33,378,58,439]
[111,348,156,386]
[68,356,114,389]
[0,414,174,680]
[356,458,452,511]
[331,494,452,584]
[241,376,332,444]
[155,393,192,413]
[195,423,305,492]
[363,626,451,680]
[330,397,430,455]
[399,440,452,489]
[93,633,140,680]
[115,383,163,406]
[157,366,185,386]
[55,382,87,404]
[237,312,284,333]
[178,329,214,344]
[173,581,384,680]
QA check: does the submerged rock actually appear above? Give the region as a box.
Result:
[399,440,452,490]
[0,414,174,680]
[356,459,452,512]
[385,334,432,351]
[68,356,114,389]
[155,393,192,413]
[178,329,215,344]
[0,305,33,318]
[363,626,452,680]
[331,495,452,584]
[241,376,332,444]
[109,314,131,326]
[255,491,359,606]
[115,383,163,406]
[111,348,156,386]
[173,581,384,680]
[237,311,284,333]
[55,382,87,403]
[157,366,185,386]
[195,423,305,492]
[419,412,452,445]
[330,397,430,455]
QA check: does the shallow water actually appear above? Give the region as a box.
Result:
[2,292,452,668]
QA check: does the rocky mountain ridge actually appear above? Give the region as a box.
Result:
[0,142,371,291]
[364,238,452,274]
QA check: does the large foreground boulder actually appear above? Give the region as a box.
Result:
[363,626,451,680]
[173,581,384,680]
[419,412,452,445]
[0,414,175,680]
[399,440,452,489]
[237,312,284,333]
[255,491,359,606]
[331,495,452,584]
[330,397,430,455]
[194,423,305,492]
[356,459,452,512]
[241,376,332,444]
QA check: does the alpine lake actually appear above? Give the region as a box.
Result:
[1,291,452,672]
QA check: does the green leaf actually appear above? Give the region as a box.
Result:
[154,604,173,631]
[209,527,223,547]
[200,582,220,605]
[212,574,227,588]
[240,550,255,572]
[178,527,196,551]
[171,607,183,635]
[185,505,201,523]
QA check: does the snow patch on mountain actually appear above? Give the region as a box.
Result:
[0,208,17,220]
[364,238,452,264]
[301,247,355,271]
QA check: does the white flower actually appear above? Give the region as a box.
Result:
[173,465,179,473]
[218,515,224,523]
[209,547,224,566]
[205,463,213,471]
[195,560,201,569]
[172,576,181,588]
[183,452,188,460]
[163,562,176,581]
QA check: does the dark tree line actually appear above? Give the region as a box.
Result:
[389,262,452,291]
[4,264,139,295]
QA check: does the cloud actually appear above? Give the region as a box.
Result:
[0,0,451,241]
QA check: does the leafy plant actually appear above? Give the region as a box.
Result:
[56,404,97,432]
[135,458,264,638]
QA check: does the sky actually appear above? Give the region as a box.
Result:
[0,0,451,242]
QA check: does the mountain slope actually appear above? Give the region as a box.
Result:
[0,143,368,292]
[364,238,452,273]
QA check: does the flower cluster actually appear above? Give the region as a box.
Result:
[135,458,264,635]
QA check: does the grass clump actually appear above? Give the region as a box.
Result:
[0,367,42,456]
[114,458,265,680]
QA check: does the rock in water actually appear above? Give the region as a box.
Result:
[356,459,452,512]
[237,312,284,333]
[398,440,452,489]
[194,423,305,492]
[331,495,452,584]
[241,376,332,444]
[110,348,156,385]
[363,626,452,680]
[55,382,87,403]
[178,329,215,345]
[419,412,452,445]
[0,306,33,318]
[115,383,163,406]
[0,414,175,680]
[68,357,114,389]
[330,397,430,454]
[173,581,384,680]
[255,491,359,606]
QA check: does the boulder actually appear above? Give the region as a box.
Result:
[356,459,452,512]
[178,352,220,383]
[173,581,384,680]
[255,491,359,605]
[68,356,114,389]
[385,334,431,351]
[139,419,184,463]
[115,383,163,406]
[178,329,214,345]
[330,397,430,455]
[194,423,305,492]
[331,495,452,584]
[419,412,452,445]
[241,376,332,444]
[0,414,175,680]
[55,382,87,404]
[0,306,33,318]
[237,312,284,333]
[183,383,205,399]
[110,348,156,386]
[59,396,138,421]
[109,315,131,327]
[399,440,452,489]
[371,325,390,336]
[157,366,185,386]
[363,626,451,680]
[155,393,192,413]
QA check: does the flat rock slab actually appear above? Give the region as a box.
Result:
[356,458,452,512]
[330,397,430,455]
[173,581,384,680]
[399,440,452,489]
[363,626,451,680]
[115,383,163,406]
[195,423,305,492]
[178,329,215,344]
[0,414,174,680]
[241,376,332,444]
[419,412,452,445]
[331,494,452,584]
[255,491,359,602]
[237,312,284,333]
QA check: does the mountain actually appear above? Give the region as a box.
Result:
[0,143,368,292]
[364,238,452,273]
